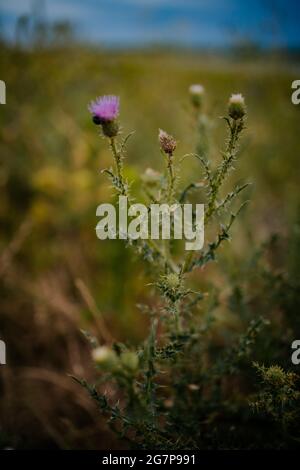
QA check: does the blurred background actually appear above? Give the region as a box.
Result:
[0,0,300,449]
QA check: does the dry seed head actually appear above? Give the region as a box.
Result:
[159,129,177,156]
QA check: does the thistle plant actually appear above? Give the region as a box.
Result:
[250,363,300,430]
[73,88,299,449]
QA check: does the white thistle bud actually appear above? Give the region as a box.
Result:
[189,84,204,96]
[228,93,246,120]
[189,84,205,108]
[92,346,118,370]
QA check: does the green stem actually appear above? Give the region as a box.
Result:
[173,300,181,334]
[167,154,175,204]
[110,137,126,195]
[182,250,194,274]
[205,119,241,223]
[165,153,176,269]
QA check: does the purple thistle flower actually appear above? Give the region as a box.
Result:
[88,95,120,122]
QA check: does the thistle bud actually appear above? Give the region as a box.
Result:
[165,273,180,289]
[92,346,118,370]
[120,351,139,372]
[159,129,177,156]
[228,93,246,120]
[189,84,204,108]
[101,120,119,138]
[263,365,288,386]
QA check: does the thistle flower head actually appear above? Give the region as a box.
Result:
[165,273,180,289]
[88,95,120,122]
[189,84,204,108]
[228,93,246,120]
[92,346,118,370]
[189,84,204,96]
[159,129,177,156]
[229,93,244,104]
[253,362,298,389]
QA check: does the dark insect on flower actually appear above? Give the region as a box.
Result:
[92,115,102,125]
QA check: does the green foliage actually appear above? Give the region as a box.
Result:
[250,363,300,445]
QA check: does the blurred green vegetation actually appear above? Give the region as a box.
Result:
[0,41,300,448]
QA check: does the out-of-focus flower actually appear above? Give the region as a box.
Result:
[159,129,177,156]
[228,93,246,120]
[120,351,139,372]
[189,84,204,95]
[32,166,66,196]
[92,346,118,370]
[164,398,174,409]
[189,84,204,108]
[188,384,200,391]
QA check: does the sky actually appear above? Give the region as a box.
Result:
[0,0,300,49]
